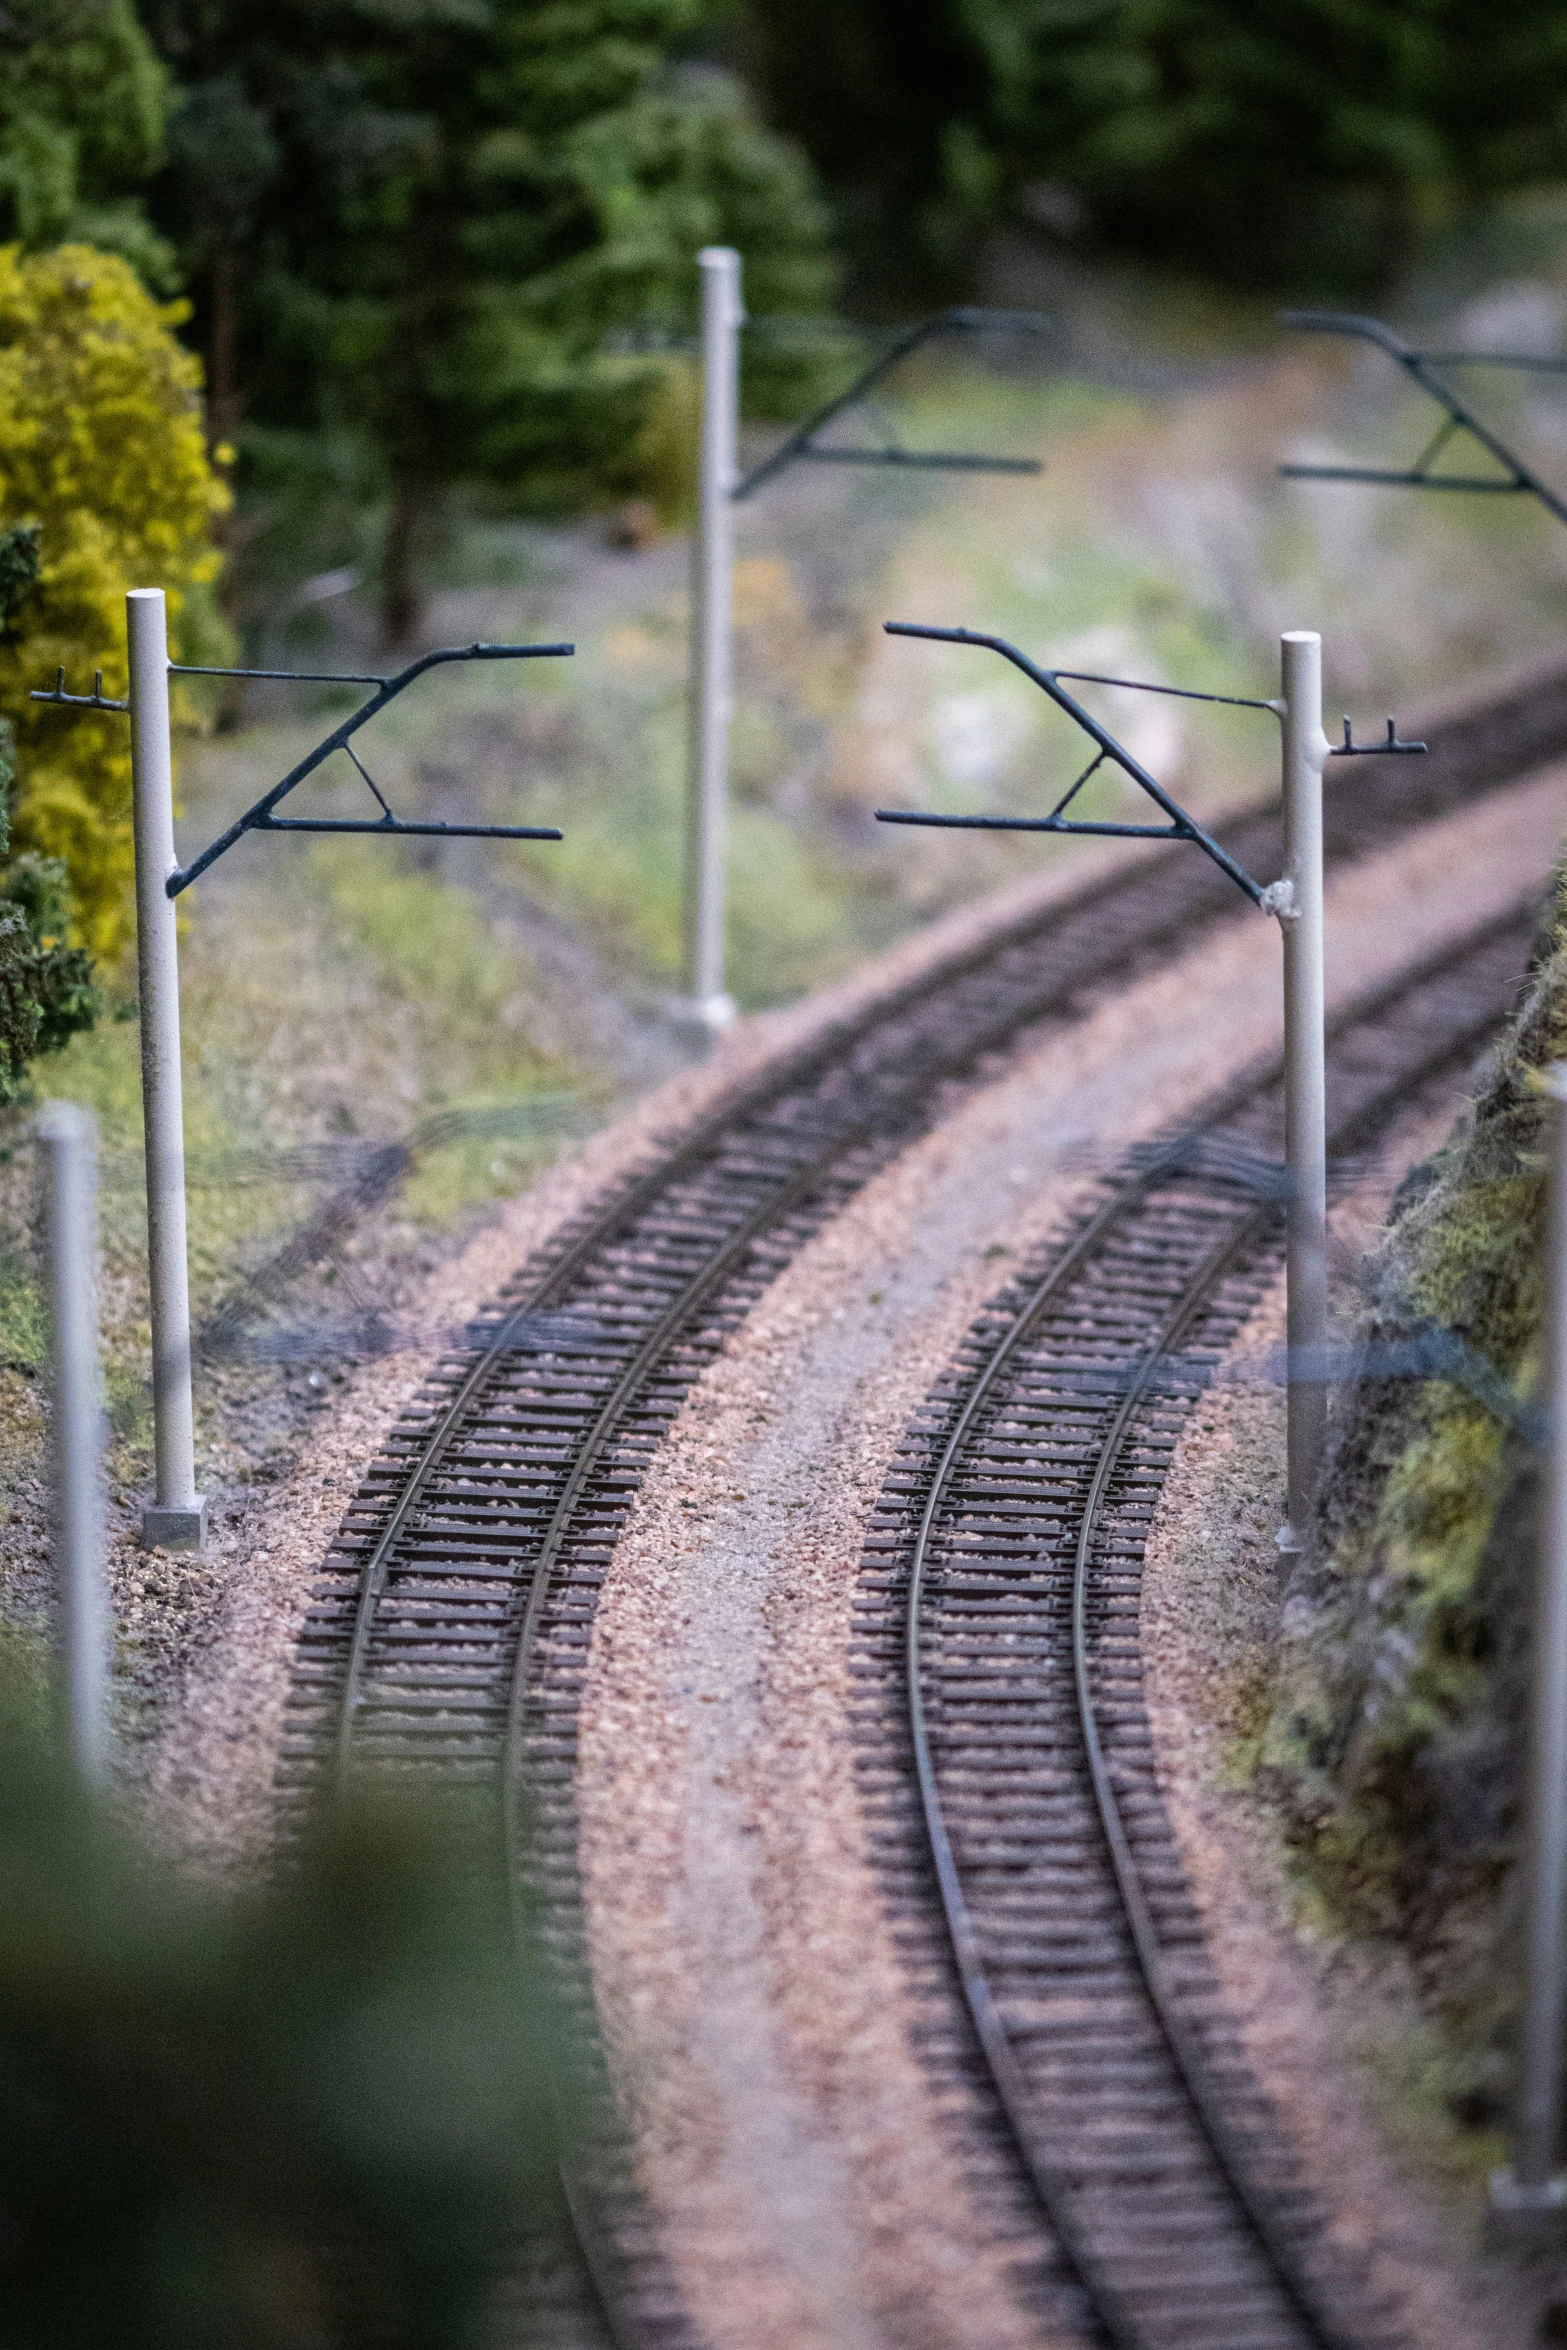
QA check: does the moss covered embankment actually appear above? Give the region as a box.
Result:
[1262,867,1567,2133]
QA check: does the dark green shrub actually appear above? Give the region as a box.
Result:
[0,521,98,1101]
[0,1727,570,2349]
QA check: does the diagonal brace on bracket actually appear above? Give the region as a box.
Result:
[33,638,576,893]
[1048,746,1109,824]
[1277,311,1567,530]
[168,639,574,892]
[342,737,395,820]
[873,622,1275,905]
[735,309,1049,501]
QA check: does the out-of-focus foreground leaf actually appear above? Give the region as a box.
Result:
[0,1723,569,2349]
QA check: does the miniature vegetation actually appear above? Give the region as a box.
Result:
[0,0,171,283]
[126,0,840,642]
[742,0,1567,299]
[1261,861,1567,2141]
[0,239,226,958]
[0,524,97,1100]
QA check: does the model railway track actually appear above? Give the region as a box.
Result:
[851,902,1538,2350]
[275,659,1567,2345]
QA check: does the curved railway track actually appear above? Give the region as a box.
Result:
[275,659,1567,2343]
[851,901,1537,2350]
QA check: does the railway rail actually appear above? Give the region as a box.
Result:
[852,901,1537,2350]
[274,657,1567,2345]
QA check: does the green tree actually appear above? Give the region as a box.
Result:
[0,241,228,960]
[327,12,838,641]
[159,65,280,454]
[0,0,173,285]
[739,0,1567,296]
[732,0,993,307]
[968,0,1567,290]
[143,1,836,642]
[0,526,97,1103]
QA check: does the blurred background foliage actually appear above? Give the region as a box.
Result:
[0,523,98,1101]
[0,0,172,283]
[733,0,1567,305]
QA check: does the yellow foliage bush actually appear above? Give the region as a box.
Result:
[0,244,226,959]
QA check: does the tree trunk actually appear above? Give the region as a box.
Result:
[205,242,254,728]
[380,474,428,649]
[207,243,241,459]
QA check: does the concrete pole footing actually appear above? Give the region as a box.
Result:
[1487,2167,1567,2253]
[671,991,737,1044]
[141,1497,208,1551]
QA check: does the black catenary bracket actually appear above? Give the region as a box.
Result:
[735,308,1049,501]
[873,623,1424,906]
[33,639,573,895]
[1278,310,1567,532]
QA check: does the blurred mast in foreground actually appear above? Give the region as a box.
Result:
[39,1098,108,1785]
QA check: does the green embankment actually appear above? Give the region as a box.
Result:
[1262,861,1567,2147]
